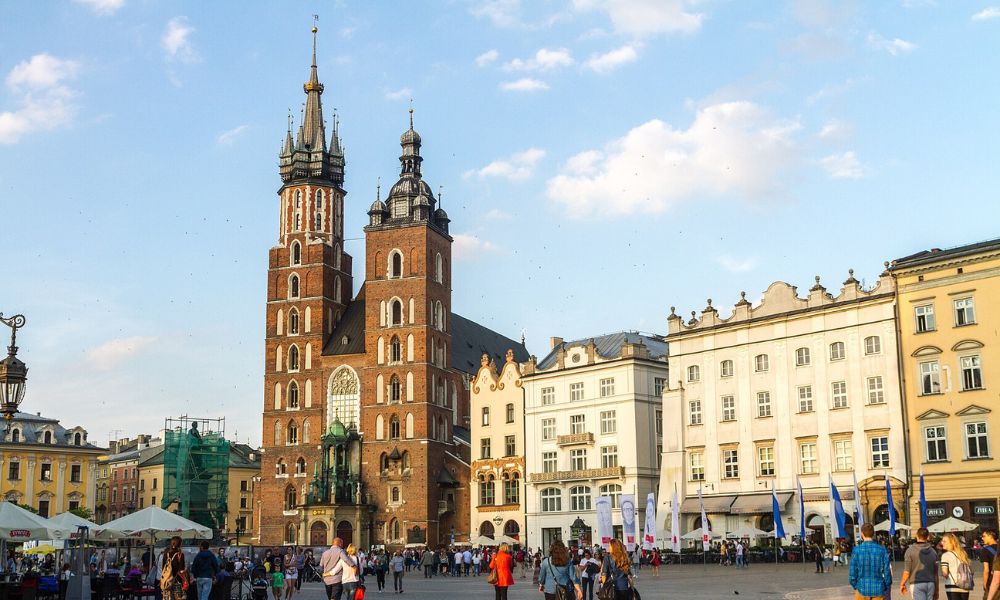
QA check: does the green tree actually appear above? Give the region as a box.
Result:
[69,506,93,520]
[16,503,38,514]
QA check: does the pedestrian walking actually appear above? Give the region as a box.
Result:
[319,537,346,600]
[488,543,514,600]
[420,548,434,579]
[283,553,298,600]
[980,530,999,598]
[813,543,824,574]
[940,533,973,600]
[850,523,892,600]
[578,549,599,600]
[191,541,219,600]
[900,527,938,600]
[329,545,359,600]
[599,539,634,600]
[160,537,187,600]
[823,546,832,573]
[538,540,582,600]
[650,550,661,577]
[390,551,405,593]
[373,551,388,593]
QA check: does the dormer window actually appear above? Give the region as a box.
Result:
[43,431,52,444]
[74,432,82,446]
[10,429,19,443]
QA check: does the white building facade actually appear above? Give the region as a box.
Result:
[658,271,907,545]
[524,333,667,550]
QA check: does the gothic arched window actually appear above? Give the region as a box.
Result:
[285,486,297,510]
[435,253,443,284]
[287,421,299,445]
[288,308,299,335]
[288,345,300,371]
[380,452,389,472]
[289,274,300,299]
[287,381,299,408]
[295,457,306,475]
[291,241,301,266]
[389,376,401,403]
[327,367,361,428]
[389,251,403,278]
[391,300,403,326]
[389,415,400,440]
[389,336,402,363]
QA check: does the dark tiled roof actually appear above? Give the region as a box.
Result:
[322,287,367,356]
[891,237,1000,269]
[537,331,668,370]
[450,313,529,375]
[452,425,470,445]
[137,445,165,467]
[3,411,104,450]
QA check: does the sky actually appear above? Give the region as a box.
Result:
[3,0,999,448]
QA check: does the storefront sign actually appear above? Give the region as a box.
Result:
[926,507,946,517]
[975,505,996,515]
[953,506,965,518]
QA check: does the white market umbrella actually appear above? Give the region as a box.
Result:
[726,526,770,538]
[873,520,912,532]
[470,535,495,547]
[495,535,519,546]
[0,502,72,541]
[681,527,722,540]
[97,506,211,541]
[50,511,124,541]
[927,516,979,533]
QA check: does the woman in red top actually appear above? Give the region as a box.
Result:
[489,543,514,600]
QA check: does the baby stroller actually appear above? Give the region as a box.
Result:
[251,566,270,600]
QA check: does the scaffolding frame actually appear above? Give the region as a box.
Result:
[162,416,229,534]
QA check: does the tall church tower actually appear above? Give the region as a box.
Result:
[361,110,463,546]
[261,26,353,544]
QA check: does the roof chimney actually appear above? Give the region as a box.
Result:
[550,337,564,350]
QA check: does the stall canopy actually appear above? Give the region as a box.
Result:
[730,493,793,515]
[50,511,123,541]
[96,506,212,541]
[680,527,723,540]
[874,520,911,532]
[679,495,737,514]
[927,517,979,533]
[0,502,72,541]
[726,526,771,538]
[470,535,495,547]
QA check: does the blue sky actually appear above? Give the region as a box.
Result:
[3,0,999,447]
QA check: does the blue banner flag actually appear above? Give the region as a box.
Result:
[772,487,786,540]
[886,474,897,536]
[798,477,806,542]
[919,468,927,528]
[830,477,847,539]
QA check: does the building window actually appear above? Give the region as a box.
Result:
[570,486,592,511]
[723,449,739,479]
[797,385,814,412]
[480,438,491,459]
[542,528,562,546]
[600,378,615,397]
[829,342,845,361]
[287,422,298,445]
[295,457,306,475]
[542,452,557,473]
[390,300,403,326]
[754,354,769,372]
[570,382,585,401]
[389,251,403,278]
[867,376,885,404]
[70,464,82,483]
[758,446,775,477]
[482,407,490,426]
[389,415,400,440]
[276,460,286,475]
[721,395,736,421]
[541,488,562,512]
[795,347,811,366]
[291,241,301,265]
[831,381,848,409]
[655,409,663,435]
[287,345,299,371]
[504,435,516,457]
[687,365,700,382]
[925,426,947,462]
[954,297,976,326]
[654,378,666,396]
[505,403,515,423]
[966,422,989,459]
[600,411,617,435]
[689,400,702,425]
[288,309,299,335]
[799,442,818,474]
[570,414,585,434]
[503,473,520,504]
[289,274,299,299]
[690,452,704,481]
[389,337,402,363]
[541,418,555,441]
[601,445,618,468]
[600,484,622,508]
[391,487,401,503]
[919,361,942,395]
[479,476,495,506]
[10,429,18,443]
[864,336,882,355]
[570,449,587,471]
[285,486,296,510]
[287,381,299,408]
[960,356,984,391]
[915,304,936,332]
[834,439,853,471]
[720,360,734,378]
[870,436,890,468]
[757,392,771,417]
[43,431,52,444]
[541,387,555,405]
[389,376,401,403]
[38,500,50,518]
[40,462,52,481]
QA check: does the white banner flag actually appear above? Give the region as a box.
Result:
[643,493,656,551]
[698,487,710,552]
[621,494,637,551]
[670,488,680,553]
[596,495,613,550]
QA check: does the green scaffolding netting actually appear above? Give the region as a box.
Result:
[162,424,229,532]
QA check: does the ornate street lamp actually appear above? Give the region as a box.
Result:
[0,313,27,424]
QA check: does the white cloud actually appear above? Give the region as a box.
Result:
[470,0,522,27]
[972,7,1000,20]
[73,0,125,15]
[585,45,639,73]
[821,151,865,179]
[716,254,758,273]
[499,78,549,92]
[452,233,501,261]
[475,49,500,67]
[503,48,573,71]
[485,208,512,220]
[572,0,703,36]
[162,17,198,62]
[817,119,853,142]
[465,148,546,181]
[0,54,80,145]
[867,32,917,56]
[546,101,801,218]
[85,335,158,370]
[216,124,249,145]
[385,87,413,101]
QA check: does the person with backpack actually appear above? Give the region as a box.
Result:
[940,533,974,599]
[981,530,999,597]
[900,527,939,600]
[538,540,581,600]
[599,539,634,600]
[160,537,188,600]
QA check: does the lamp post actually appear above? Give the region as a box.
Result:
[0,313,28,425]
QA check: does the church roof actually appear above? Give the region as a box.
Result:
[450,313,529,376]
[323,289,367,356]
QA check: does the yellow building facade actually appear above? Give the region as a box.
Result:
[0,412,104,517]
[891,238,1000,531]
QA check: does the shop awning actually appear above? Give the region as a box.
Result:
[802,489,855,503]
[730,492,793,514]
[680,495,736,514]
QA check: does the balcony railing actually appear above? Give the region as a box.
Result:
[527,466,624,483]
[556,432,594,447]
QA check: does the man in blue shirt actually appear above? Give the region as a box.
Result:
[191,541,219,600]
[850,523,891,600]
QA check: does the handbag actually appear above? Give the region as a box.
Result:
[547,560,574,600]
[486,568,498,585]
[596,580,615,600]
[354,583,366,600]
